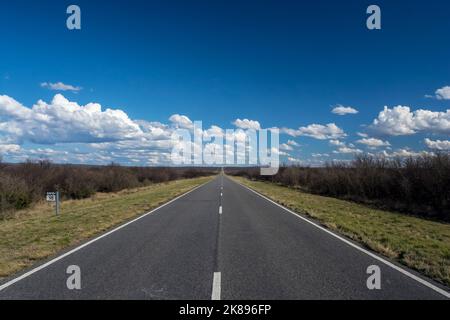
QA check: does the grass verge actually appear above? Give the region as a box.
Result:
[232,176,450,287]
[0,176,213,279]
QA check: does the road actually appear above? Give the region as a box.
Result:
[0,175,449,300]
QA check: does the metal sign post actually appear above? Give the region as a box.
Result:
[56,191,60,215]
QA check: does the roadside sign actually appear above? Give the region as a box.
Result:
[46,192,57,202]
[46,192,60,215]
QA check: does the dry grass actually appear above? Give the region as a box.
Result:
[233,176,450,287]
[0,176,212,279]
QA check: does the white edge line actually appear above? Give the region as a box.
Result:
[0,179,213,292]
[211,272,221,300]
[231,177,450,299]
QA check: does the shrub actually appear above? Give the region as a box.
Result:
[227,153,450,221]
[0,161,216,216]
[0,173,32,213]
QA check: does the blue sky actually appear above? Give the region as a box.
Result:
[0,0,449,166]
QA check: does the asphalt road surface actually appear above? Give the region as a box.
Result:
[0,175,449,300]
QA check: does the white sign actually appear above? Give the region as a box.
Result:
[46,192,57,202]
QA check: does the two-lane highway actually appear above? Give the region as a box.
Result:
[0,175,449,299]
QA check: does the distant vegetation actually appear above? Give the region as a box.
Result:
[227,153,450,222]
[0,160,216,217]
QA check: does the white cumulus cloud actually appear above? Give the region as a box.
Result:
[282,123,346,140]
[232,118,261,130]
[0,143,21,154]
[424,138,450,151]
[329,139,345,146]
[169,114,193,129]
[356,138,391,148]
[280,143,293,151]
[41,82,82,92]
[333,146,363,154]
[312,153,329,158]
[332,105,359,115]
[427,86,450,100]
[0,94,142,144]
[380,148,433,158]
[370,105,450,136]
[357,132,368,138]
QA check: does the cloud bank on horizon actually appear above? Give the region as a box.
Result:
[0,84,449,166]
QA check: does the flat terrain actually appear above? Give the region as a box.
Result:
[233,176,450,288]
[0,175,448,299]
[0,177,212,279]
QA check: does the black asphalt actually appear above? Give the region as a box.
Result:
[0,175,448,300]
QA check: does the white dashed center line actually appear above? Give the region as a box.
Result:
[211,272,221,300]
